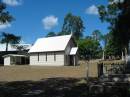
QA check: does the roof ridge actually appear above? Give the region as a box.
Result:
[42,34,72,39]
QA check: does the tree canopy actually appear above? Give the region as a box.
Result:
[114,0,130,52]
[0,32,21,51]
[0,3,14,24]
[0,3,21,51]
[98,0,130,56]
[62,13,85,40]
[92,30,102,41]
[46,32,56,37]
[78,38,102,60]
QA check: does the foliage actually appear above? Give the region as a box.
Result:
[0,3,17,51]
[85,36,93,40]
[57,31,70,36]
[102,33,111,47]
[46,32,56,37]
[114,0,130,52]
[105,36,122,57]
[0,32,21,51]
[102,32,122,58]
[92,30,102,41]
[78,38,102,60]
[98,0,130,56]
[98,1,120,28]
[62,13,85,40]
[11,44,30,51]
[0,3,14,24]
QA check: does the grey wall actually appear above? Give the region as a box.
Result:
[64,38,77,66]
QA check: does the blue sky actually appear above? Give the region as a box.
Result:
[0,0,109,44]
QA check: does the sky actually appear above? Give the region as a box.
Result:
[0,0,109,44]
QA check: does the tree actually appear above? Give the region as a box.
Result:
[0,3,14,24]
[57,31,70,36]
[12,44,30,51]
[46,32,56,37]
[62,13,85,40]
[78,38,102,60]
[114,0,130,54]
[104,31,122,58]
[102,33,110,47]
[0,32,21,51]
[0,3,16,51]
[85,36,93,40]
[105,39,122,58]
[98,1,120,29]
[92,30,102,41]
[98,0,130,56]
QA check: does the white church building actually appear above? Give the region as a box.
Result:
[29,35,78,66]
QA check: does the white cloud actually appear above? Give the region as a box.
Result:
[42,15,58,30]
[85,5,98,15]
[2,0,22,6]
[0,22,11,30]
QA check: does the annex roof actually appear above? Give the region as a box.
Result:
[70,47,78,55]
[3,54,27,58]
[29,35,72,53]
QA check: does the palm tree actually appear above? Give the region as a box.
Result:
[0,32,21,51]
[0,3,14,24]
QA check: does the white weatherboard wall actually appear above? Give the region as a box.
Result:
[64,38,76,65]
[30,52,64,66]
[4,57,10,66]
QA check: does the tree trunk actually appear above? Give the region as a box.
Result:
[124,47,128,64]
[6,42,8,51]
[122,51,124,60]
[102,50,105,60]
[125,47,128,57]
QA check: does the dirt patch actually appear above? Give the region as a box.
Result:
[0,65,87,81]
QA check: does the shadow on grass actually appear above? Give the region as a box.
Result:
[0,78,88,97]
